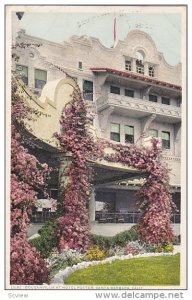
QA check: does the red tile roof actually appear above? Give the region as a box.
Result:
[90,67,181,90]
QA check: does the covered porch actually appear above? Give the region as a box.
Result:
[89,162,181,232]
[89,159,144,223]
[91,187,180,224]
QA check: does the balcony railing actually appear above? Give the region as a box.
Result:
[29,209,56,223]
[97,93,181,120]
[95,211,141,223]
[95,211,180,224]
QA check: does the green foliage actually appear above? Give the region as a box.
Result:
[85,246,107,261]
[48,249,83,279]
[29,219,59,258]
[89,234,112,250]
[90,226,139,251]
[152,242,174,253]
[112,226,138,247]
[65,254,180,286]
[164,243,174,252]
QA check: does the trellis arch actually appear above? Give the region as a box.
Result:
[55,84,175,251]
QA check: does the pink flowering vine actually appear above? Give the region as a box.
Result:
[55,87,103,251]
[10,79,49,284]
[56,85,175,249]
[103,138,175,245]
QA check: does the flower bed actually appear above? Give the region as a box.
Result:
[49,249,180,285]
[46,240,179,285]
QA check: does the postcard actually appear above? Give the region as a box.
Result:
[5,4,187,296]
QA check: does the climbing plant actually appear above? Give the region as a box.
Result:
[55,87,104,251]
[10,79,50,284]
[103,139,175,245]
[56,85,175,251]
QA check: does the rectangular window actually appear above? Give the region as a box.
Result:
[125,60,132,71]
[78,61,83,70]
[162,131,170,149]
[110,123,120,142]
[125,125,134,144]
[162,97,170,105]
[136,66,144,74]
[110,86,120,95]
[148,66,155,77]
[16,64,28,85]
[83,80,93,101]
[136,60,144,75]
[125,89,134,98]
[149,94,157,102]
[50,189,58,199]
[35,69,47,89]
[148,129,158,138]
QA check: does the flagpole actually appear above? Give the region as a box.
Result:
[113,15,116,48]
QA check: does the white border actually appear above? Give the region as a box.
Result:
[1,1,191,299]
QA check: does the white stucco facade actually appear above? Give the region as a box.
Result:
[12,25,182,225]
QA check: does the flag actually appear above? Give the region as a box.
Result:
[114,16,116,47]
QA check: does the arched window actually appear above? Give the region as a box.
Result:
[136,50,145,75]
[136,50,145,61]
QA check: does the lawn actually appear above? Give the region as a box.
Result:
[65,254,180,286]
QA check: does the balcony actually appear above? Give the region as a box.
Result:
[97,93,181,123]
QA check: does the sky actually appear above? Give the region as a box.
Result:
[20,12,181,66]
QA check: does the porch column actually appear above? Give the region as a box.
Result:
[89,187,96,222]
[58,154,72,202]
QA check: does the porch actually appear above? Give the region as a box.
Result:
[89,181,181,234]
[95,211,180,224]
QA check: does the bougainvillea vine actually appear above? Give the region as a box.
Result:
[55,87,104,251]
[10,79,50,284]
[103,139,176,245]
[56,84,175,250]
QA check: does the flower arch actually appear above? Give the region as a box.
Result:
[55,84,176,251]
